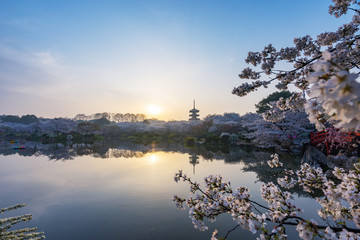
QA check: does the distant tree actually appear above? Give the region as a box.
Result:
[241,109,312,151]
[113,113,125,122]
[77,122,100,134]
[223,113,241,122]
[203,113,242,135]
[91,117,111,127]
[93,112,110,120]
[204,113,241,124]
[20,114,38,124]
[255,91,293,113]
[216,122,241,134]
[190,120,212,138]
[2,115,20,123]
[1,114,38,124]
[75,112,146,123]
[135,114,146,122]
[103,125,122,137]
[41,118,76,136]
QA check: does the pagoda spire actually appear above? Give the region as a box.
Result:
[189,100,200,121]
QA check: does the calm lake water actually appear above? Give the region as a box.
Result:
[0,140,322,239]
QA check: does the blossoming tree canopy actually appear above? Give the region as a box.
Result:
[232,0,360,130]
[174,1,360,239]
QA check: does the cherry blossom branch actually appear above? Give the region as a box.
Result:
[173,157,360,239]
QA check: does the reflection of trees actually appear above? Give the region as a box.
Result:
[186,145,271,164]
[0,139,288,165]
[0,139,307,195]
[0,143,77,161]
[0,140,151,161]
[104,149,144,158]
[31,143,77,161]
[240,152,323,198]
[0,138,316,197]
[241,152,298,184]
[184,145,319,197]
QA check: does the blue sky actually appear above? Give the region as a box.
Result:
[0,0,352,120]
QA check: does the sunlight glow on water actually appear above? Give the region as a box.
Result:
[148,153,158,163]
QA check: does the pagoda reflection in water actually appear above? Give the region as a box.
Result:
[189,153,199,174]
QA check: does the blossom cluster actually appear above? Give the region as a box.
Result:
[305,51,360,130]
[232,80,269,97]
[267,153,283,168]
[262,105,285,123]
[233,0,360,130]
[0,203,45,240]
[173,153,360,239]
[317,127,351,154]
[242,110,312,151]
[262,93,306,123]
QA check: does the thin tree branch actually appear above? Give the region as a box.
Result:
[223,224,240,239]
[349,7,360,14]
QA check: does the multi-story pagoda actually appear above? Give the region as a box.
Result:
[189,100,200,121]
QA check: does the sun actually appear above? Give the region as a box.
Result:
[147,104,162,116]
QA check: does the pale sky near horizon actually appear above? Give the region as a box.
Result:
[0,0,352,120]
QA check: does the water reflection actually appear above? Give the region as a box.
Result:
[0,139,317,240]
[0,139,307,187]
[0,139,293,164]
